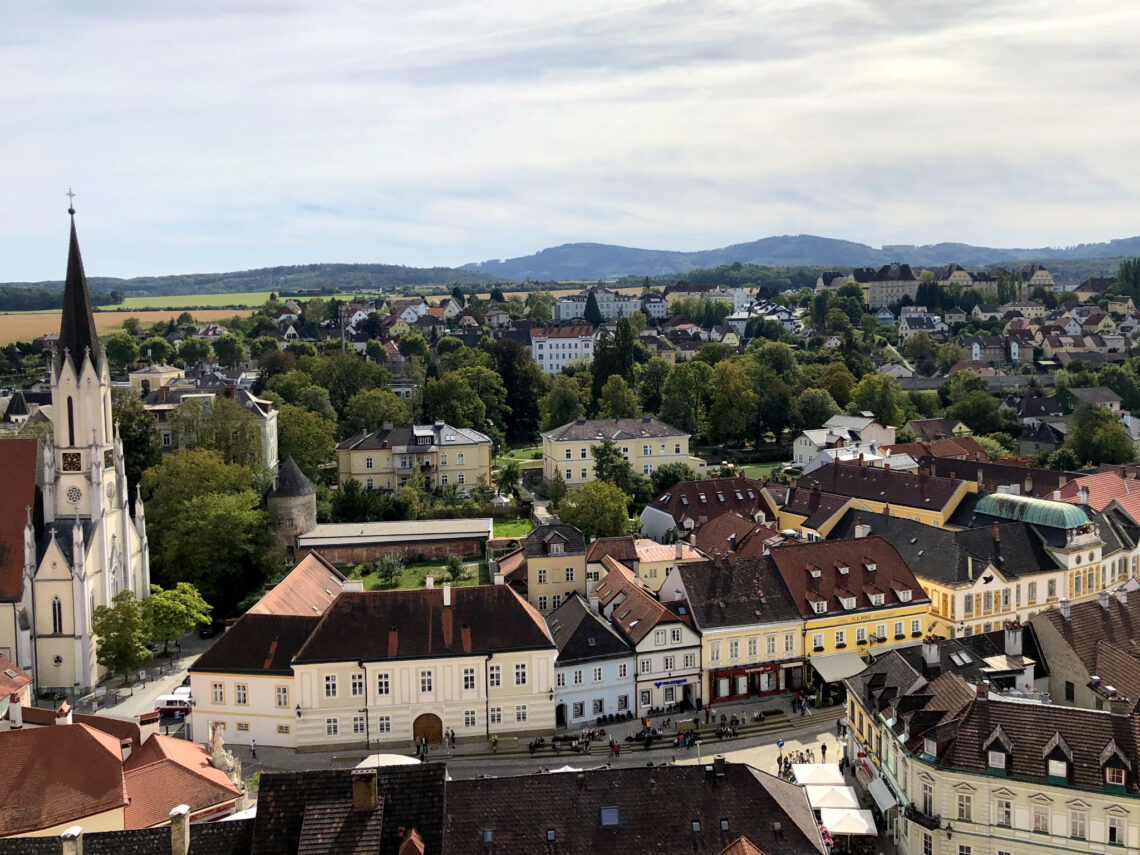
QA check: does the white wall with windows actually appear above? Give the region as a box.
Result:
[553,653,636,728]
[632,623,702,715]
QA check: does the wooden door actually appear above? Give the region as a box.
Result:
[413,713,443,744]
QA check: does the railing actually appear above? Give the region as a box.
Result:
[904,803,942,831]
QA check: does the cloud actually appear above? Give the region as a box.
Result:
[1,0,1139,279]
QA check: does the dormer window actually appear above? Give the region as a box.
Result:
[812,601,827,614]
[1047,759,1068,780]
[549,542,565,555]
[897,589,913,602]
[809,568,822,579]
[988,750,1006,771]
[838,566,850,576]
[864,562,877,573]
[1106,767,1125,787]
[870,594,885,607]
[923,738,937,758]
[841,597,856,610]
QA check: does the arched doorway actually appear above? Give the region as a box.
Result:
[413,713,443,744]
[555,703,567,728]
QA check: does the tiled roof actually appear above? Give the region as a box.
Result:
[271,457,315,498]
[693,512,780,559]
[531,325,594,339]
[797,462,963,512]
[0,654,31,696]
[585,535,638,564]
[0,823,255,855]
[647,477,773,532]
[0,723,127,836]
[189,614,320,676]
[443,764,825,855]
[766,537,928,619]
[919,456,1071,498]
[904,418,963,443]
[634,539,700,563]
[1054,471,1140,511]
[337,422,491,451]
[0,438,39,601]
[247,553,347,617]
[252,766,446,855]
[122,735,240,827]
[677,557,801,631]
[543,416,688,442]
[522,524,586,558]
[594,564,690,644]
[547,593,632,664]
[18,705,142,749]
[294,587,554,664]
[1069,386,1122,404]
[1036,591,1140,683]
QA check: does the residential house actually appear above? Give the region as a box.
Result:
[336,421,492,491]
[1063,386,1123,414]
[944,306,968,325]
[935,263,973,288]
[898,314,948,344]
[389,298,427,323]
[767,484,864,541]
[640,293,669,319]
[664,557,805,703]
[905,418,972,443]
[484,305,511,329]
[972,303,1002,321]
[1073,276,1116,301]
[876,307,897,325]
[959,334,1019,364]
[548,593,635,727]
[690,512,783,560]
[792,414,897,466]
[530,325,595,375]
[796,461,975,527]
[1110,295,1136,315]
[640,476,774,541]
[521,524,588,613]
[816,271,849,291]
[850,264,920,309]
[594,563,702,713]
[541,415,703,488]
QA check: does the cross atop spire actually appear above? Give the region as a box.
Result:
[65,187,76,214]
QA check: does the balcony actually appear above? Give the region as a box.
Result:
[903,804,942,831]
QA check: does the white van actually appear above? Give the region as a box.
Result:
[154,694,191,715]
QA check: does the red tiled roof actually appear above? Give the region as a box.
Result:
[0,438,38,601]
[585,535,638,564]
[693,513,780,559]
[0,723,127,836]
[496,547,527,584]
[0,655,31,697]
[19,705,142,747]
[247,552,347,616]
[123,734,240,827]
[1055,471,1140,511]
[594,562,688,643]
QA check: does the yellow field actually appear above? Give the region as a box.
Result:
[0,310,244,345]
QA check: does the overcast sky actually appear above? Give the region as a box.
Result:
[3,0,1139,280]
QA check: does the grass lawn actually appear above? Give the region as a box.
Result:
[494,444,542,467]
[493,517,532,538]
[737,462,786,479]
[360,559,489,591]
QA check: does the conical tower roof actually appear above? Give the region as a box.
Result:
[271,457,315,498]
[57,208,101,371]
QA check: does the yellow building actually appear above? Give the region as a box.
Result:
[767,537,932,688]
[541,415,705,487]
[794,462,975,528]
[521,524,588,613]
[337,421,492,491]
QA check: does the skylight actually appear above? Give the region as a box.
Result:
[600,807,620,827]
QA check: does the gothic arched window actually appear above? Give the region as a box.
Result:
[51,596,63,634]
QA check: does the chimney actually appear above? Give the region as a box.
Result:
[921,636,940,670]
[1060,598,1071,621]
[1059,474,1068,487]
[1079,485,1090,506]
[675,542,684,560]
[55,701,72,725]
[977,468,984,484]
[992,522,1000,543]
[689,533,698,546]
[139,710,160,741]
[713,755,727,779]
[1118,588,1129,606]
[642,414,651,423]
[883,462,890,472]
[425,575,434,590]
[169,805,190,855]
[493,572,504,586]
[352,770,379,812]
[1003,621,1023,657]
[61,826,84,855]
[1099,590,1111,611]
[8,697,22,729]
[854,517,870,539]
[443,583,451,607]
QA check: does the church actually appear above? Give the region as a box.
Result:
[0,206,150,695]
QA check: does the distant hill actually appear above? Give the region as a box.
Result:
[1,262,502,298]
[462,234,1140,281]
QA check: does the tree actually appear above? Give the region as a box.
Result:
[297,385,337,421]
[143,582,211,654]
[398,332,430,361]
[708,361,757,443]
[249,337,279,360]
[695,342,735,366]
[651,462,697,493]
[267,369,313,404]
[167,397,261,466]
[583,290,603,326]
[305,352,390,414]
[903,332,936,364]
[341,388,412,438]
[212,334,245,369]
[811,291,831,329]
[591,439,635,490]
[638,357,672,415]
[492,338,545,442]
[539,375,588,431]
[557,479,629,539]
[92,591,151,682]
[825,307,853,335]
[112,390,161,503]
[948,391,1005,435]
[177,337,211,368]
[935,343,962,375]
[851,373,909,427]
[1065,402,1136,466]
[375,552,405,588]
[819,362,857,408]
[545,469,568,508]
[939,369,987,407]
[660,362,705,435]
[490,286,506,303]
[525,291,553,325]
[496,461,521,497]
[104,333,140,371]
[423,373,486,429]
[140,335,175,364]
[796,387,841,430]
[277,403,336,481]
[598,375,640,419]
[457,365,511,434]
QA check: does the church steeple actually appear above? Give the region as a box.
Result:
[57,200,101,371]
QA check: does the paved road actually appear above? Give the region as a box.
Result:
[90,631,215,721]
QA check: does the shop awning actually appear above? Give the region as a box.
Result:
[811,651,867,683]
[820,808,877,836]
[792,763,845,785]
[806,786,859,809]
[868,777,897,811]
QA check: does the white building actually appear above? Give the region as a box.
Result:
[554,287,641,322]
[792,414,896,467]
[547,593,636,728]
[530,325,596,374]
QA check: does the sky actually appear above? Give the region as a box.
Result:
[3,0,1140,281]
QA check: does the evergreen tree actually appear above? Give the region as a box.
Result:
[583,290,603,326]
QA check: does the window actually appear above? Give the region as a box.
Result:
[963,594,974,616]
[664,655,675,670]
[911,619,921,635]
[1031,803,1049,833]
[1064,680,1075,702]
[235,684,248,705]
[464,709,476,728]
[1027,582,1037,604]
[463,667,476,690]
[856,626,867,644]
[236,722,249,732]
[582,468,589,479]
[812,601,827,614]
[812,633,824,651]
[353,715,365,735]
[664,686,675,703]
[921,783,934,815]
[51,597,63,634]
[162,432,172,447]
[377,715,391,733]
[1048,579,1057,599]
[643,445,650,456]
[420,670,433,693]
[277,724,291,734]
[572,701,584,718]
[1070,809,1087,839]
[376,673,390,696]
[640,658,651,673]
[618,695,629,711]
[365,456,373,470]
[573,669,583,685]
[640,690,651,708]
[834,629,847,648]
[212,683,224,704]
[565,567,574,582]
[324,675,337,698]
[785,634,795,653]
[593,698,604,715]
[684,653,696,668]
[987,750,1005,770]
[995,798,1011,826]
[537,569,547,584]
[675,443,681,454]
[515,705,528,722]
[515,663,527,686]
[618,663,628,678]
[957,847,971,855]
[489,665,501,687]
[440,453,447,466]
[276,686,289,707]
[1108,815,1125,845]
[538,596,548,610]
[1106,767,1126,786]
[922,833,932,855]
[326,718,339,736]
[457,453,464,465]
[556,672,566,688]
[351,673,364,696]
[655,629,666,646]
[710,642,721,662]
[552,594,562,609]
[593,667,603,683]
[671,628,681,644]
[489,707,502,725]
[1048,759,1067,779]
[565,469,572,481]
[729,641,740,660]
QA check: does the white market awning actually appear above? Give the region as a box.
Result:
[820,808,877,836]
[792,763,845,785]
[811,651,867,683]
[550,765,584,773]
[806,786,859,809]
[868,777,898,812]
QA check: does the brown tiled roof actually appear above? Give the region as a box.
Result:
[531,325,594,339]
[797,462,963,512]
[1037,592,1140,681]
[123,735,240,827]
[496,547,527,584]
[543,416,688,442]
[522,524,586,558]
[247,552,347,616]
[594,564,688,644]
[0,654,31,696]
[1054,471,1140,511]
[766,537,928,619]
[677,557,801,631]
[0,723,128,836]
[0,438,39,601]
[0,823,255,855]
[586,535,638,563]
[647,477,773,532]
[294,587,554,664]
[920,456,1071,498]
[720,837,768,855]
[189,614,320,676]
[693,513,780,559]
[19,705,142,748]
[443,764,825,855]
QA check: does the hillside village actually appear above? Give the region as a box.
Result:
[6,219,1140,854]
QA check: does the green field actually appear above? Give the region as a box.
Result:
[737,462,786,479]
[493,517,533,538]
[360,559,489,591]
[493,445,542,468]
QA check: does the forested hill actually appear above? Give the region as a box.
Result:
[1,262,503,298]
[462,234,1140,281]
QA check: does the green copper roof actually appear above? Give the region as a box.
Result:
[975,492,1089,529]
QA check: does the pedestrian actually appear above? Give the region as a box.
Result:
[821,743,827,761]
[491,734,498,752]
[836,718,843,737]
[450,729,456,749]
[250,739,257,760]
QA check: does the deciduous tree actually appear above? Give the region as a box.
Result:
[557,479,629,539]
[93,591,151,682]
[144,582,211,654]
[277,403,337,481]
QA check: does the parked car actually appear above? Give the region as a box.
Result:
[198,622,223,639]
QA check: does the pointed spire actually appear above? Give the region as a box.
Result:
[57,206,101,371]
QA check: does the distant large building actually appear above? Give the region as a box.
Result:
[541,415,704,487]
[530,325,596,375]
[337,421,492,491]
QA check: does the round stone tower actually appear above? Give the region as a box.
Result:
[267,457,317,554]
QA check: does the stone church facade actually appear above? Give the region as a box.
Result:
[0,209,150,694]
